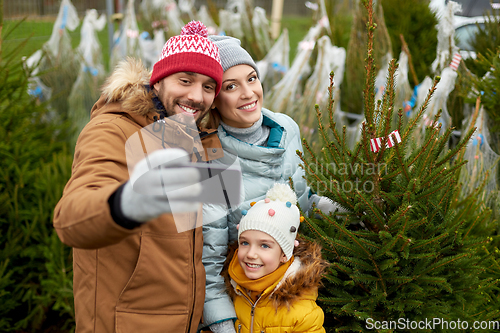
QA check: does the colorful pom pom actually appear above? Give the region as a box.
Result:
[286,201,292,208]
[265,198,271,203]
[241,210,248,216]
[268,209,275,216]
[250,201,256,207]
[300,216,305,223]
[181,21,208,38]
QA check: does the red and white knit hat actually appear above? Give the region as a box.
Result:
[150,21,223,95]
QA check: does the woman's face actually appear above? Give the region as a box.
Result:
[213,64,263,128]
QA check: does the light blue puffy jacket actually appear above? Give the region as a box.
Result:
[201,108,309,328]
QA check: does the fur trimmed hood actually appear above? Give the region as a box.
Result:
[224,238,329,309]
[97,57,156,117]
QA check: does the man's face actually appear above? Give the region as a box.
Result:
[154,72,217,121]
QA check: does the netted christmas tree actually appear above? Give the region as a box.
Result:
[297,1,500,331]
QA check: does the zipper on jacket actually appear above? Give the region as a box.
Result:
[250,305,256,333]
[251,293,266,333]
[238,289,265,333]
[187,226,196,332]
[238,324,241,333]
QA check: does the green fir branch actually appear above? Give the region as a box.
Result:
[301,216,340,259]
[319,296,362,305]
[330,262,354,276]
[418,253,470,277]
[415,276,452,293]
[393,142,410,183]
[374,234,400,258]
[378,258,399,271]
[355,191,385,229]
[362,1,377,127]
[378,59,398,139]
[386,204,411,229]
[316,105,343,169]
[360,122,375,165]
[419,162,466,199]
[411,233,449,251]
[400,76,440,143]
[298,148,338,190]
[404,217,428,232]
[415,180,454,201]
[430,126,454,164]
[382,128,437,181]
[341,256,374,271]
[414,127,441,178]
[327,71,336,118]
[435,126,475,168]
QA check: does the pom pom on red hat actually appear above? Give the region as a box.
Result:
[150,21,222,95]
[181,21,208,38]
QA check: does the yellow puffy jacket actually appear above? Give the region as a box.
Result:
[225,240,329,333]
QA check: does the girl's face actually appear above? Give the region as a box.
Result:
[237,230,287,280]
[213,64,263,128]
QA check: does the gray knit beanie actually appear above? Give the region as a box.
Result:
[208,35,260,78]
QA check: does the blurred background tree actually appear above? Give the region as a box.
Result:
[381,0,438,84]
[0,23,75,332]
[341,0,392,114]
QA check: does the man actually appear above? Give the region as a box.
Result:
[53,21,223,333]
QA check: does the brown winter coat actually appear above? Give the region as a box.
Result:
[53,58,223,333]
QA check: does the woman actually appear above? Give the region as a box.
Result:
[201,36,340,333]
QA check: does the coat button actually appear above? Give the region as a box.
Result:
[212,148,217,153]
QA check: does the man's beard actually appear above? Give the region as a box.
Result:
[163,98,209,127]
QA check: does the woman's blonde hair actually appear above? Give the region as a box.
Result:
[201,107,222,129]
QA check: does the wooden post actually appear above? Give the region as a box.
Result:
[106,0,115,55]
[271,0,284,40]
[399,34,419,87]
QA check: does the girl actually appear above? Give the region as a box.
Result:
[225,183,328,332]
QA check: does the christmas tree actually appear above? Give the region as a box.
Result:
[297,0,500,331]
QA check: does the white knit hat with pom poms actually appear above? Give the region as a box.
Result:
[238,183,303,261]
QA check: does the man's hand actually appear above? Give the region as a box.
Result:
[120,148,202,222]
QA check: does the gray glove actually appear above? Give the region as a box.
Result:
[309,194,367,228]
[121,148,202,222]
[209,320,236,333]
[309,194,348,216]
